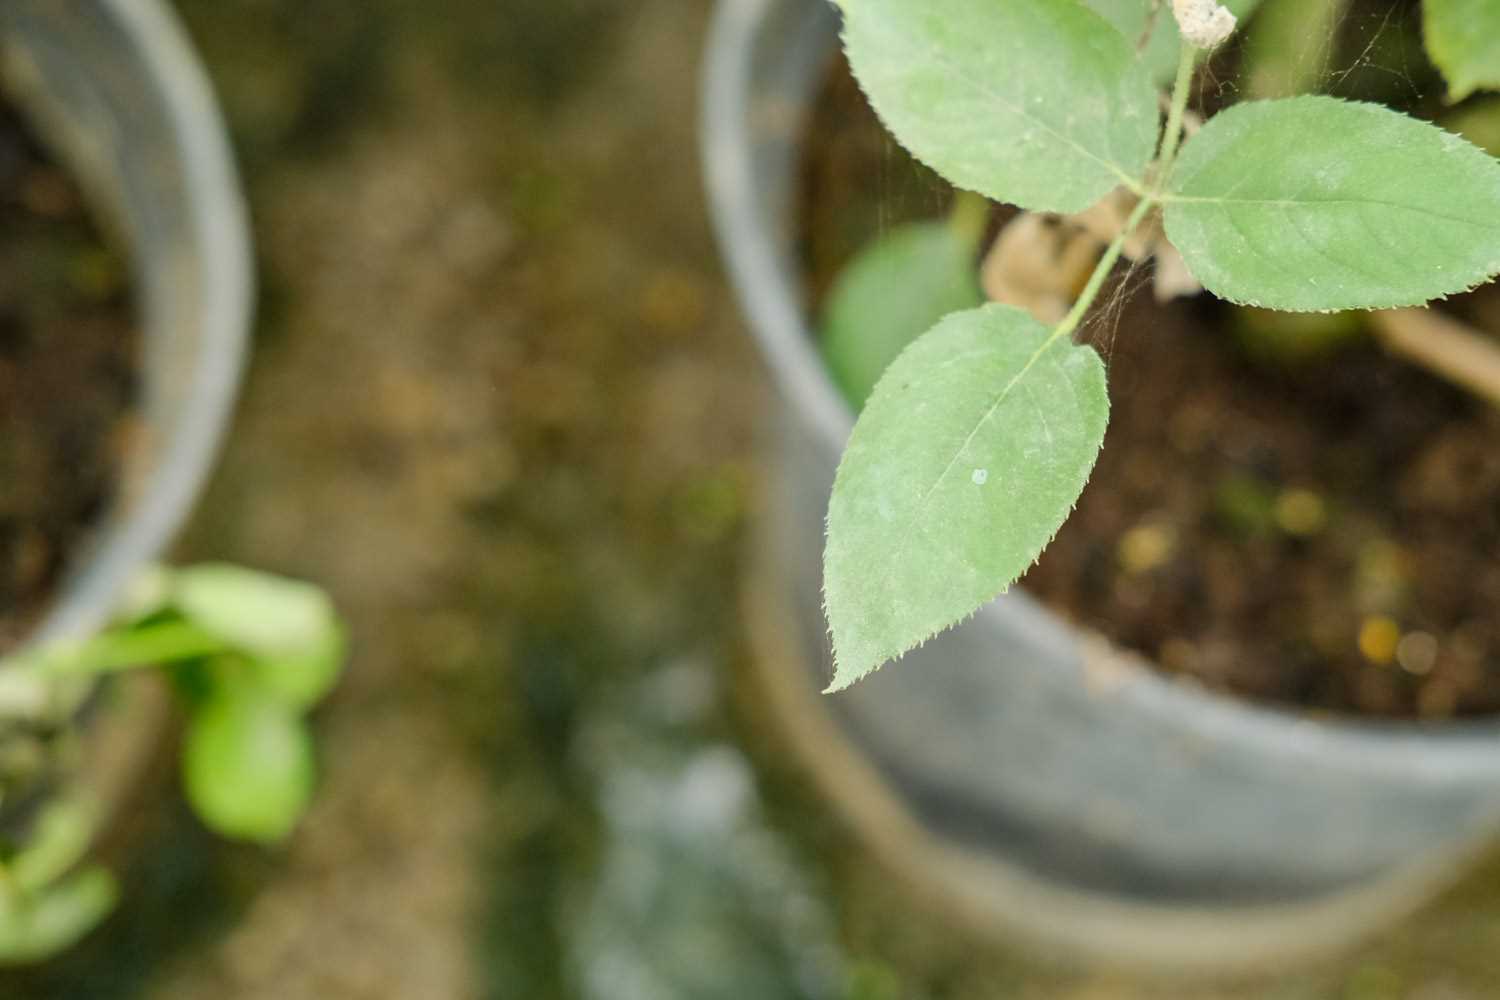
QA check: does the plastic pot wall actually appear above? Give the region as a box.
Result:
[0,0,251,649]
[702,0,1500,974]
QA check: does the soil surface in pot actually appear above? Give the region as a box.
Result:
[801,57,1500,719]
[0,98,138,650]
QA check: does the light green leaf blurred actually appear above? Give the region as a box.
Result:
[840,0,1158,213]
[1233,306,1365,365]
[11,796,99,895]
[252,622,347,710]
[1423,0,1500,102]
[183,684,316,843]
[823,305,1108,689]
[1238,0,1347,99]
[0,867,117,964]
[173,564,343,679]
[820,218,984,408]
[1164,96,1500,311]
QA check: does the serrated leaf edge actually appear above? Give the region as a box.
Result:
[822,308,1109,690]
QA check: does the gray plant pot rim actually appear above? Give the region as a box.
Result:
[4,0,252,652]
[700,0,1500,758]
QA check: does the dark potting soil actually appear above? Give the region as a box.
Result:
[0,100,139,650]
[800,57,1500,719]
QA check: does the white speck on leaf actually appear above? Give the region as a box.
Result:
[971,468,989,486]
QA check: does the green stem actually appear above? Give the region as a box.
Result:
[1048,196,1156,345]
[1155,42,1199,191]
[21,621,229,678]
[1036,38,1192,352]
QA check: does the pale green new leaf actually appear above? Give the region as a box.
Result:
[839,0,1158,213]
[253,620,348,710]
[183,685,316,844]
[174,563,341,661]
[1164,96,1500,311]
[1085,0,1265,85]
[0,868,117,964]
[824,305,1109,690]
[820,219,985,408]
[11,797,99,894]
[1424,0,1500,102]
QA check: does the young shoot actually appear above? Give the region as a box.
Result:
[0,564,346,960]
[821,0,1500,691]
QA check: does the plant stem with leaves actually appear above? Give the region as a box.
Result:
[821,0,1500,689]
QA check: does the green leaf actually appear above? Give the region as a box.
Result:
[839,0,1159,213]
[820,219,984,408]
[12,797,99,895]
[1424,0,1500,102]
[824,305,1109,690]
[0,867,117,965]
[252,622,347,710]
[1086,0,1265,85]
[1164,96,1500,311]
[173,564,343,663]
[183,685,316,843]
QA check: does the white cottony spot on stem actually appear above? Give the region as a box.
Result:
[1172,0,1236,48]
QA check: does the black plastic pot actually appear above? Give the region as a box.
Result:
[702,0,1500,974]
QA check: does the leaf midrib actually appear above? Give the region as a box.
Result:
[867,334,1068,658]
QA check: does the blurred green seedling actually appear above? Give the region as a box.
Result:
[0,563,346,959]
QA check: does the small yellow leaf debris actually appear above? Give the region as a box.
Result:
[1118,523,1176,574]
[1358,616,1401,665]
[1274,489,1327,536]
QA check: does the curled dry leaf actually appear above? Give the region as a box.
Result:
[1150,242,1203,301]
[982,187,1203,323]
[1075,188,1158,261]
[980,213,1099,323]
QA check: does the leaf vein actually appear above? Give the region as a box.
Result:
[1166,194,1493,232]
[1277,202,1395,287]
[897,337,1064,549]
[1218,203,1316,291]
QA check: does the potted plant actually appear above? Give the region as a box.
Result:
[704,0,1500,973]
[0,0,343,962]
